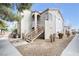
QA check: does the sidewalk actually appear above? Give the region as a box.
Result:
[0,40,22,56]
[0,32,22,56]
[0,32,10,40]
[61,34,79,56]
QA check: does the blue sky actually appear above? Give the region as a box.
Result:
[32,3,79,29]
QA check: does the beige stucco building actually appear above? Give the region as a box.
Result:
[21,8,64,42]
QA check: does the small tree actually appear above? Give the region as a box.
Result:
[0,20,7,34]
[15,3,32,38]
[0,3,32,38]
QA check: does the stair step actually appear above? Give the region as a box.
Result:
[23,26,44,43]
[26,39,31,42]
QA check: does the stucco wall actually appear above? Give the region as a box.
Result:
[39,12,47,28]
[21,10,32,34]
[45,10,64,39]
[45,20,53,40]
[45,10,56,39]
[40,11,48,39]
[55,11,64,33]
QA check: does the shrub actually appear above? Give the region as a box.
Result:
[50,34,53,42]
[72,31,76,35]
[65,31,70,37]
[50,34,56,42]
[58,33,63,39]
[9,29,18,38]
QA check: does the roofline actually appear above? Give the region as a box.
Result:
[32,11,40,16]
[40,8,64,21]
[32,10,40,13]
[31,8,64,22]
[40,8,49,15]
[40,8,59,15]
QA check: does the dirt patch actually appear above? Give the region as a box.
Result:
[16,35,75,56]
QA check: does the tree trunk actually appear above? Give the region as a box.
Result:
[17,20,21,38]
[1,29,3,35]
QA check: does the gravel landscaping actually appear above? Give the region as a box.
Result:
[15,35,75,56]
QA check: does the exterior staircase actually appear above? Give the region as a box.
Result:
[22,26,44,43]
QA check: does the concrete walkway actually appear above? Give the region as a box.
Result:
[0,40,22,56]
[0,33,22,56]
[61,34,79,56]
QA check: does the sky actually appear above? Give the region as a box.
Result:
[8,3,79,31]
[31,3,79,29]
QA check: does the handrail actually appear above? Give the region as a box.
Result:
[25,26,43,36]
[23,26,44,42]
